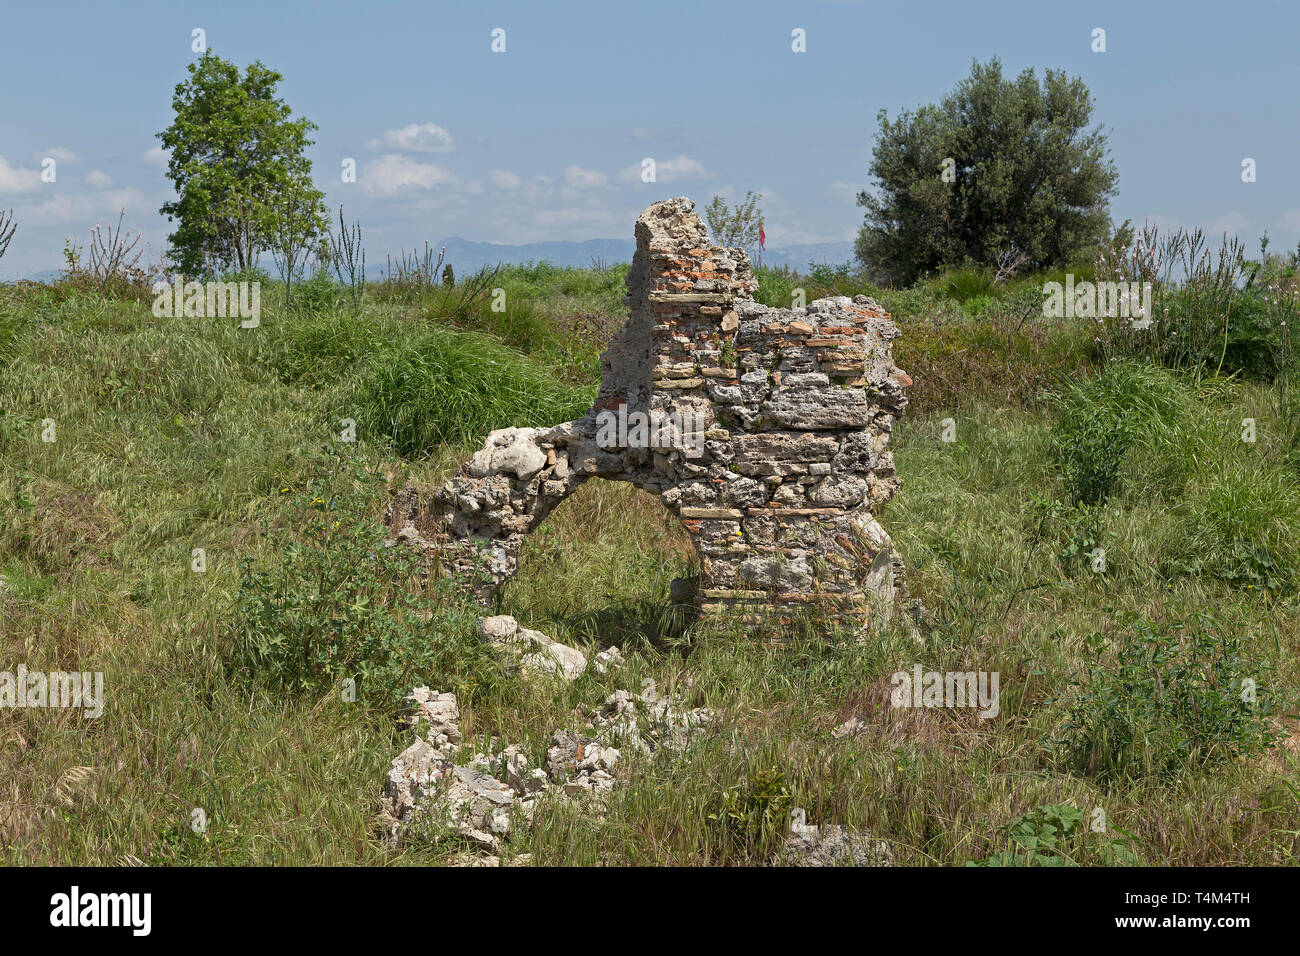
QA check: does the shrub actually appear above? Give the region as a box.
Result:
[707,765,794,860]
[226,452,495,711]
[1052,613,1280,784]
[968,804,1140,866]
[754,266,801,309]
[1046,362,1198,504]
[289,270,343,315]
[940,267,995,304]
[893,312,1089,417]
[1092,226,1300,381]
[358,327,593,456]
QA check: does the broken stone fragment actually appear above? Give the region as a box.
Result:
[476,615,588,681]
[468,427,549,480]
[590,646,624,675]
[770,808,893,867]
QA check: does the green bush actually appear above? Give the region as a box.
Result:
[940,267,994,305]
[357,327,593,456]
[289,270,344,315]
[968,804,1140,866]
[226,452,495,711]
[1052,613,1280,784]
[1047,362,1199,504]
[707,765,794,859]
[754,266,801,309]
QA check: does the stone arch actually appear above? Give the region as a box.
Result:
[385,198,910,624]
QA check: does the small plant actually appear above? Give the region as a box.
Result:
[0,209,16,262]
[1046,361,1197,505]
[703,191,764,258]
[381,241,445,302]
[1052,613,1281,784]
[969,804,1140,866]
[1049,386,1135,505]
[707,765,794,859]
[327,204,366,313]
[442,263,454,287]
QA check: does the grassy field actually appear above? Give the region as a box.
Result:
[2,259,1299,866]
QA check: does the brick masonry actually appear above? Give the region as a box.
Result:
[385,197,911,624]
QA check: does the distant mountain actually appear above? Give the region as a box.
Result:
[429,236,856,274]
[7,238,857,285]
[429,237,635,273]
[9,269,62,284]
[758,242,856,271]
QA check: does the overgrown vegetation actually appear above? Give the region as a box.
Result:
[2,231,1300,866]
[227,450,493,712]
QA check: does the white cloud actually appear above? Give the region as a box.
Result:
[617,153,706,184]
[142,145,169,166]
[361,154,454,196]
[1204,210,1248,237]
[490,169,521,190]
[14,186,146,225]
[0,156,41,194]
[85,170,113,188]
[41,147,76,163]
[370,122,454,153]
[564,165,608,189]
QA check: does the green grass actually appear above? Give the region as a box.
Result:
[1,270,1299,866]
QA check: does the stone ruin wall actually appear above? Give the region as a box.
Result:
[385,197,911,625]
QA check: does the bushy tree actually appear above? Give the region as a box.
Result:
[856,58,1118,285]
[158,51,327,276]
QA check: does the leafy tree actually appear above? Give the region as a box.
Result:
[704,191,764,255]
[158,51,327,276]
[856,58,1118,285]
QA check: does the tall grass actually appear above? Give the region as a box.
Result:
[2,266,1299,866]
[357,327,594,456]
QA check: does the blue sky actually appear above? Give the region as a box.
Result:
[1,0,1297,277]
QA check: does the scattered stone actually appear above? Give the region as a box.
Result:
[590,646,624,675]
[402,686,462,750]
[770,808,893,867]
[831,716,869,739]
[545,730,620,794]
[475,615,588,681]
[587,681,714,754]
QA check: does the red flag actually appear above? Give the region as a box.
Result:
[759,225,766,250]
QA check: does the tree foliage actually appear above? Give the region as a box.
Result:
[158,51,327,276]
[856,58,1118,285]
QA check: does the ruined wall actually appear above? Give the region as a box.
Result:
[385,197,910,623]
